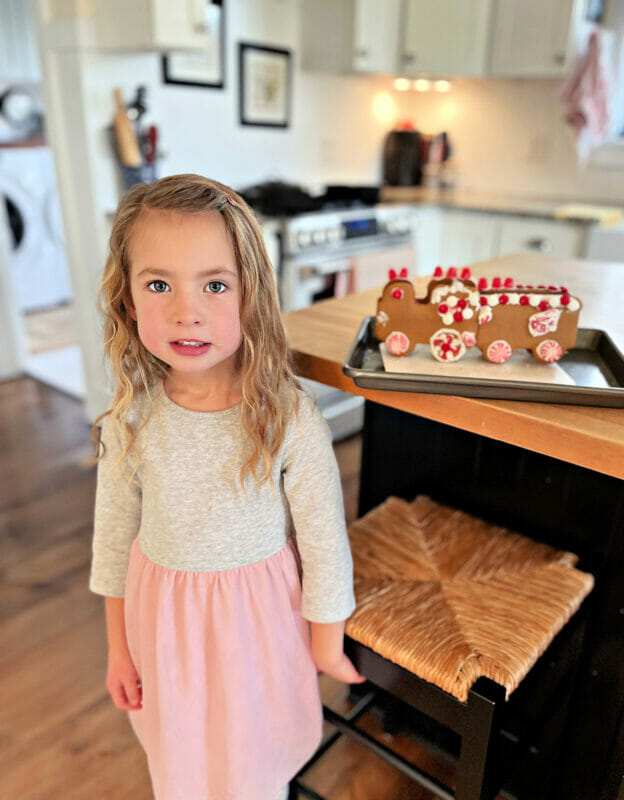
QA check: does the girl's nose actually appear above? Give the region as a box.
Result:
[172,293,203,326]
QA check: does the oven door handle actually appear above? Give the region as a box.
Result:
[299,258,351,279]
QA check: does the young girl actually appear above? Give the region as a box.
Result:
[89,174,364,800]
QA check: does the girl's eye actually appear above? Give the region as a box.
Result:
[147,280,170,293]
[206,280,226,294]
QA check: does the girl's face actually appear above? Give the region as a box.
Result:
[126,208,242,386]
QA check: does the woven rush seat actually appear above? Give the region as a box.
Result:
[345,495,594,703]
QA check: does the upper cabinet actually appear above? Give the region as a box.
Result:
[489,0,585,78]
[301,0,591,79]
[301,0,402,74]
[91,0,219,51]
[400,0,493,77]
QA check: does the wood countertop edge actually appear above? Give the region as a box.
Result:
[292,350,624,481]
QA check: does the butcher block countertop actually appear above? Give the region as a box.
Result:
[283,254,624,480]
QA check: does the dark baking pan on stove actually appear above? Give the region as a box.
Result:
[343,318,624,407]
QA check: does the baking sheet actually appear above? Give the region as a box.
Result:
[342,318,624,406]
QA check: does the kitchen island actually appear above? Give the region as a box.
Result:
[284,254,624,800]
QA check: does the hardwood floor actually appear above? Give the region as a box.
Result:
[1,377,456,800]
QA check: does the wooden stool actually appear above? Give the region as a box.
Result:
[291,496,594,800]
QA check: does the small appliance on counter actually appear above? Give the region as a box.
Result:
[382,122,453,188]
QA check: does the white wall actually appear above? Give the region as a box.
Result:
[400,77,624,203]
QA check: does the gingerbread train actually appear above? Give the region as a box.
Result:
[375,266,582,364]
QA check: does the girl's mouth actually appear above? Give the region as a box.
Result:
[169,340,211,356]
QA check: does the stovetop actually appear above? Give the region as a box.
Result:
[238,181,380,217]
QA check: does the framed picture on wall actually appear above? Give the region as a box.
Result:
[238,43,292,128]
[162,0,225,88]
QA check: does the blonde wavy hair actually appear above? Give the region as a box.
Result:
[94,173,301,485]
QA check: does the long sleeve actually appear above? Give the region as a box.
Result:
[282,395,356,623]
[89,414,142,597]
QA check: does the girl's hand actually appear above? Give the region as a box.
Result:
[106,650,143,711]
[313,651,366,684]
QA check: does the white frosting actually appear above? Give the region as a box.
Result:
[376,310,389,326]
[478,306,493,324]
[568,298,580,311]
[442,312,454,325]
[508,293,520,305]
[447,295,458,307]
[463,308,474,320]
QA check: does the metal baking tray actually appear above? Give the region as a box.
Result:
[343,317,624,407]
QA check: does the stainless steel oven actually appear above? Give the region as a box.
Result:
[279,204,418,311]
[276,203,419,441]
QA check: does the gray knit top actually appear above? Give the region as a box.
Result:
[89,386,356,623]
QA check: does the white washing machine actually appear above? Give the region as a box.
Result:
[0,145,73,312]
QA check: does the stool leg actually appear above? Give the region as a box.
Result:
[456,680,505,800]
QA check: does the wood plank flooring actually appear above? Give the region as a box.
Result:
[1,377,456,800]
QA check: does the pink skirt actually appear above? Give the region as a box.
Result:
[124,537,323,800]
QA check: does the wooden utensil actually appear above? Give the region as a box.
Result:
[112,88,142,167]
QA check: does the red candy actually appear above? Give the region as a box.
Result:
[519,295,529,305]
[392,288,403,300]
[560,286,568,292]
[460,267,472,279]
[457,298,467,309]
[478,277,488,289]
[433,266,443,278]
[480,296,488,306]
[548,285,557,290]
[499,294,509,304]
[453,310,464,322]
[447,267,457,278]
[538,300,550,311]
[438,303,448,313]
[492,277,502,288]
[561,294,571,306]
[504,277,514,288]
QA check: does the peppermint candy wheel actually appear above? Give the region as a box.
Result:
[535,339,563,363]
[386,330,411,356]
[429,328,466,362]
[486,339,512,363]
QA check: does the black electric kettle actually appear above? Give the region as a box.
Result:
[382,125,424,186]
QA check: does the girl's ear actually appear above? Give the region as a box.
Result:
[124,294,137,321]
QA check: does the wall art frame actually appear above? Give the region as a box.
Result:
[162,0,225,89]
[238,42,292,128]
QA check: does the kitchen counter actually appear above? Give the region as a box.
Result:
[284,251,624,800]
[379,185,622,225]
[284,253,624,480]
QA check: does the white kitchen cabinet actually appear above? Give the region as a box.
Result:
[301,0,401,74]
[438,210,499,267]
[352,243,418,292]
[489,0,585,78]
[430,209,585,271]
[400,0,493,76]
[91,0,220,51]
[497,215,586,258]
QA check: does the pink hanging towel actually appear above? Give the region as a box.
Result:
[559,25,613,160]
[124,536,323,800]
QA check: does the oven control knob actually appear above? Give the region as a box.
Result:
[396,216,410,233]
[327,226,342,242]
[312,229,327,245]
[296,230,312,248]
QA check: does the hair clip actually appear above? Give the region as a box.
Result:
[225,195,238,208]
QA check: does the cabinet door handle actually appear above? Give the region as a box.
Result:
[553,53,566,65]
[526,237,553,253]
[354,48,369,58]
[403,52,417,64]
